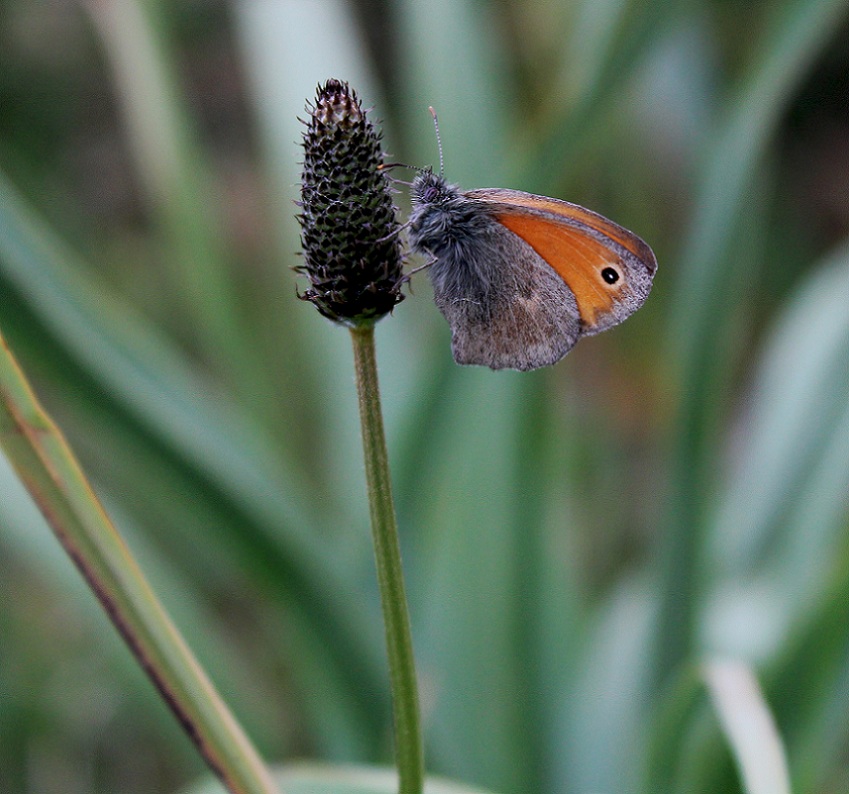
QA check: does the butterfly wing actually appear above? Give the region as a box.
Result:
[433,218,583,370]
[466,188,657,335]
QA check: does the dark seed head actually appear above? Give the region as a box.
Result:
[297,79,404,325]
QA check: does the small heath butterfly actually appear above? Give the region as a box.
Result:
[409,113,657,371]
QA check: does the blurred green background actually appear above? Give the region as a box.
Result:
[1,0,848,792]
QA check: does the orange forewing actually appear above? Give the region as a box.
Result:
[487,192,655,266]
[494,211,622,326]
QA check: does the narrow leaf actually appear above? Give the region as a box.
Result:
[0,331,279,794]
[704,659,791,794]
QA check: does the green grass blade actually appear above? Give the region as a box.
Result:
[395,0,510,184]
[522,0,678,193]
[410,371,550,792]
[714,241,849,578]
[784,562,849,792]
[83,0,265,396]
[560,577,654,793]
[0,330,280,794]
[0,166,317,541]
[655,0,849,687]
[0,453,292,749]
[186,763,498,794]
[704,660,791,794]
[0,167,388,756]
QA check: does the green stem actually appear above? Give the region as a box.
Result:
[350,324,424,794]
[0,330,279,794]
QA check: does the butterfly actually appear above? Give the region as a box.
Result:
[408,148,657,371]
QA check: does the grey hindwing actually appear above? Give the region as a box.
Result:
[429,215,582,371]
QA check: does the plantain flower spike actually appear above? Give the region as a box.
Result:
[297,79,404,325]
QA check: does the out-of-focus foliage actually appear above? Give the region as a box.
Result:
[1,1,847,793]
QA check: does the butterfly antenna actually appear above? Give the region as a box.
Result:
[429,106,444,177]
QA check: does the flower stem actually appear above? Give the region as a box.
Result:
[350,324,424,794]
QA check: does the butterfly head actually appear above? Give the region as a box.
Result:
[409,169,471,253]
[411,168,454,206]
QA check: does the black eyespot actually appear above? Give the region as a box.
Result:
[601,267,619,284]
